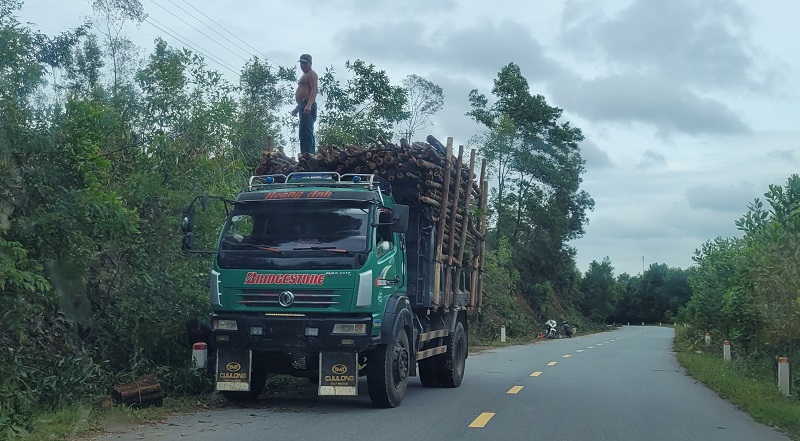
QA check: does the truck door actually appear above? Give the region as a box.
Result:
[374,208,406,297]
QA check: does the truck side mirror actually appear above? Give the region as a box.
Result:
[181,204,195,233]
[391,204,409,233]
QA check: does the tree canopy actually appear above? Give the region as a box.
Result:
[467,62,594,310]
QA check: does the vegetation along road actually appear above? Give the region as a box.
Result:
[90,326,789,441]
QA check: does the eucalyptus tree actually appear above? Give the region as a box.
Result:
[467,62,594,296]
[398,74,443,142]
[90,0,144,97]
[317,59,408,145]
[237,57,295,162]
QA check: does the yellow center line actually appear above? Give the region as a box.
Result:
[507,386,524,394]
[469,412,496,428]
[562,354,572,358]
[530,371,543,377]
[547,361,558,366]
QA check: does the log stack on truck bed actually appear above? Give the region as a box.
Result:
[254,135,487,310]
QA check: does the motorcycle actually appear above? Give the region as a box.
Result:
[562,321,574,338]
[545,319,559,339]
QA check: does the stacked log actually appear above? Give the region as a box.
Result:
[254,135,487,310]
[110,374,163,408]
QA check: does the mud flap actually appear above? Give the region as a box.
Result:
[216,349,252,391]
[318,352,358,396]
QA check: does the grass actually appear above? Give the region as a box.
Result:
[674,328,800,440]
[21,394,212,441]
[26,375,313,441]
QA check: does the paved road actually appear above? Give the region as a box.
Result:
[90,326,790,441]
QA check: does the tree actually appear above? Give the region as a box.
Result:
[398,74,443,141]
[467,62,594,301]
[236,57,294,162]
[580,257,621,323]
[90,0,145,96]
[317,59,408,145]
[735,175,800,370]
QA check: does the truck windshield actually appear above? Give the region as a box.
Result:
[219,201,370,254]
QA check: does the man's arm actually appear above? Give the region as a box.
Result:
[304,70,319,113]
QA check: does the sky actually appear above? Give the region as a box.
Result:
[17,0,800,277]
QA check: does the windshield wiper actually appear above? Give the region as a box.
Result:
[292,246,349,253]
[222,242,284,254]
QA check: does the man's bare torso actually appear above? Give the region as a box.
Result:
[295,70,315,103]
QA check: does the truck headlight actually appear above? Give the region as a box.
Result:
[213,319,238,331]
[332,323,367,334]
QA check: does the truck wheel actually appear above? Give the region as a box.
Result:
[367,327,410,408]
[221,366,267,402]
[438,321,466,388]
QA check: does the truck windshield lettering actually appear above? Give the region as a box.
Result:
[263,191,334,200]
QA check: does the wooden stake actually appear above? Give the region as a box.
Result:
[458,149,476,307]
[476,178,489,308]
[432,137,454,308]
[444,144,464,309]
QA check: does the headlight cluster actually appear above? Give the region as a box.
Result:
[332,323,367,334]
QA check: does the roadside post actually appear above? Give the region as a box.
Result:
[705,331,711,346]
[778,357,790,396]
[192,342,208,369]
[501,326,506,343]
[723,340,731,362]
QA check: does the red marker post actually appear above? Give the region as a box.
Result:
[192,342,208,369]
[778,357,790,396]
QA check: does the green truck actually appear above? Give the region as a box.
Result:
[181,141,486,408]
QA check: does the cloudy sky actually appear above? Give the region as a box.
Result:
[19,0,799,276]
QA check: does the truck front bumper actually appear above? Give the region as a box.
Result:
[211,313,377,353]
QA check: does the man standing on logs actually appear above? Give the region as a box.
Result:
[291,53,318,154]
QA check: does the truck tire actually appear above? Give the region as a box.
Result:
[438,321,466,388]
[221,366,267,402]
[367,327,410,408]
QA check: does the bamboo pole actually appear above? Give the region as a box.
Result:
[432,137,454,309]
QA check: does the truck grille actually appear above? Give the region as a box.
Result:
[236,289,339,309]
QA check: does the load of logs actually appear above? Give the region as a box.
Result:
[254,135,488,310]
[110,373,163,408]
